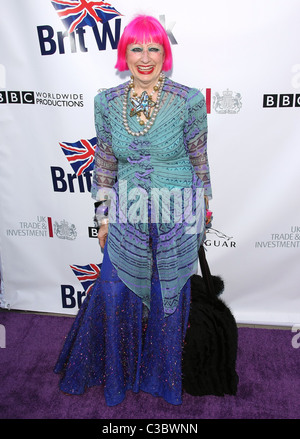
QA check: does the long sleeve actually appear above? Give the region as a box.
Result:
[91,92,118,201]
[184,89,212,199]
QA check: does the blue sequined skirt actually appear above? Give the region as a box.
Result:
[54,224,191,406]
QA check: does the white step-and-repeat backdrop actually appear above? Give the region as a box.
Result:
[0,0,299,325]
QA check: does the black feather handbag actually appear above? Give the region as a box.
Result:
[182,245,239,396]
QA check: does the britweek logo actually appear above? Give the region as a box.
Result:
[51,0,122,33]
[38,2,178,56]
[61,262,101,308]
[37,19,121,55]
[51,136,95,193]
[51,166,93,193]
[38,0,122,55]
[51,137,96,194]
[60,137,97,175]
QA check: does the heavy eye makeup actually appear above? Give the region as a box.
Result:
[129,46,161,53]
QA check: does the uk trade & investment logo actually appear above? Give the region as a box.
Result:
[200,88,242,114]
[6,216,77,240]
[255,225,300,249]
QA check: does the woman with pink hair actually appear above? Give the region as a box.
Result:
[55,15,212,406]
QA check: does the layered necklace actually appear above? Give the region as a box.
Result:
[122,72,165,137]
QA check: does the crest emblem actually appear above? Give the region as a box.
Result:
[213,89,242,114]
[54,220,77,240]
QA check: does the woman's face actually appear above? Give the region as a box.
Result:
[126,42,165,87]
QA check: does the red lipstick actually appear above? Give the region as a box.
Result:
[137,66,155,75]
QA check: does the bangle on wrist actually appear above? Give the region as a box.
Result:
[94,199,110,228]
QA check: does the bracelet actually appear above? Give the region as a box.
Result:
[101,218,109,225]
[94,199,110,228]
[206,210,213,228]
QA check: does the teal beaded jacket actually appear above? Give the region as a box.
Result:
[91,77,212,317]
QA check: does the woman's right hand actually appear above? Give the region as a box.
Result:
[98,223,109,249]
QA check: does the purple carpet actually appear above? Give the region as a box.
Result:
[0,310,299,419]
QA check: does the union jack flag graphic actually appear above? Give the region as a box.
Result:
[51,0,122,33]
[70,263,102,294]
[60,137,97,176]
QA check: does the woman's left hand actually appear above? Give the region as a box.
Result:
[98,223,109,249]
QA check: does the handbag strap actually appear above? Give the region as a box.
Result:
[198,245,216,297]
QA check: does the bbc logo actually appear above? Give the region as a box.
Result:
[0,91,35,104]
[263,94,300,108]
[88,227,98,238]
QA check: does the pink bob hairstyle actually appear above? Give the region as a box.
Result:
[115,15,173,72]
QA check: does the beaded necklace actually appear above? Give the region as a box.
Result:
[122,72,165,137]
